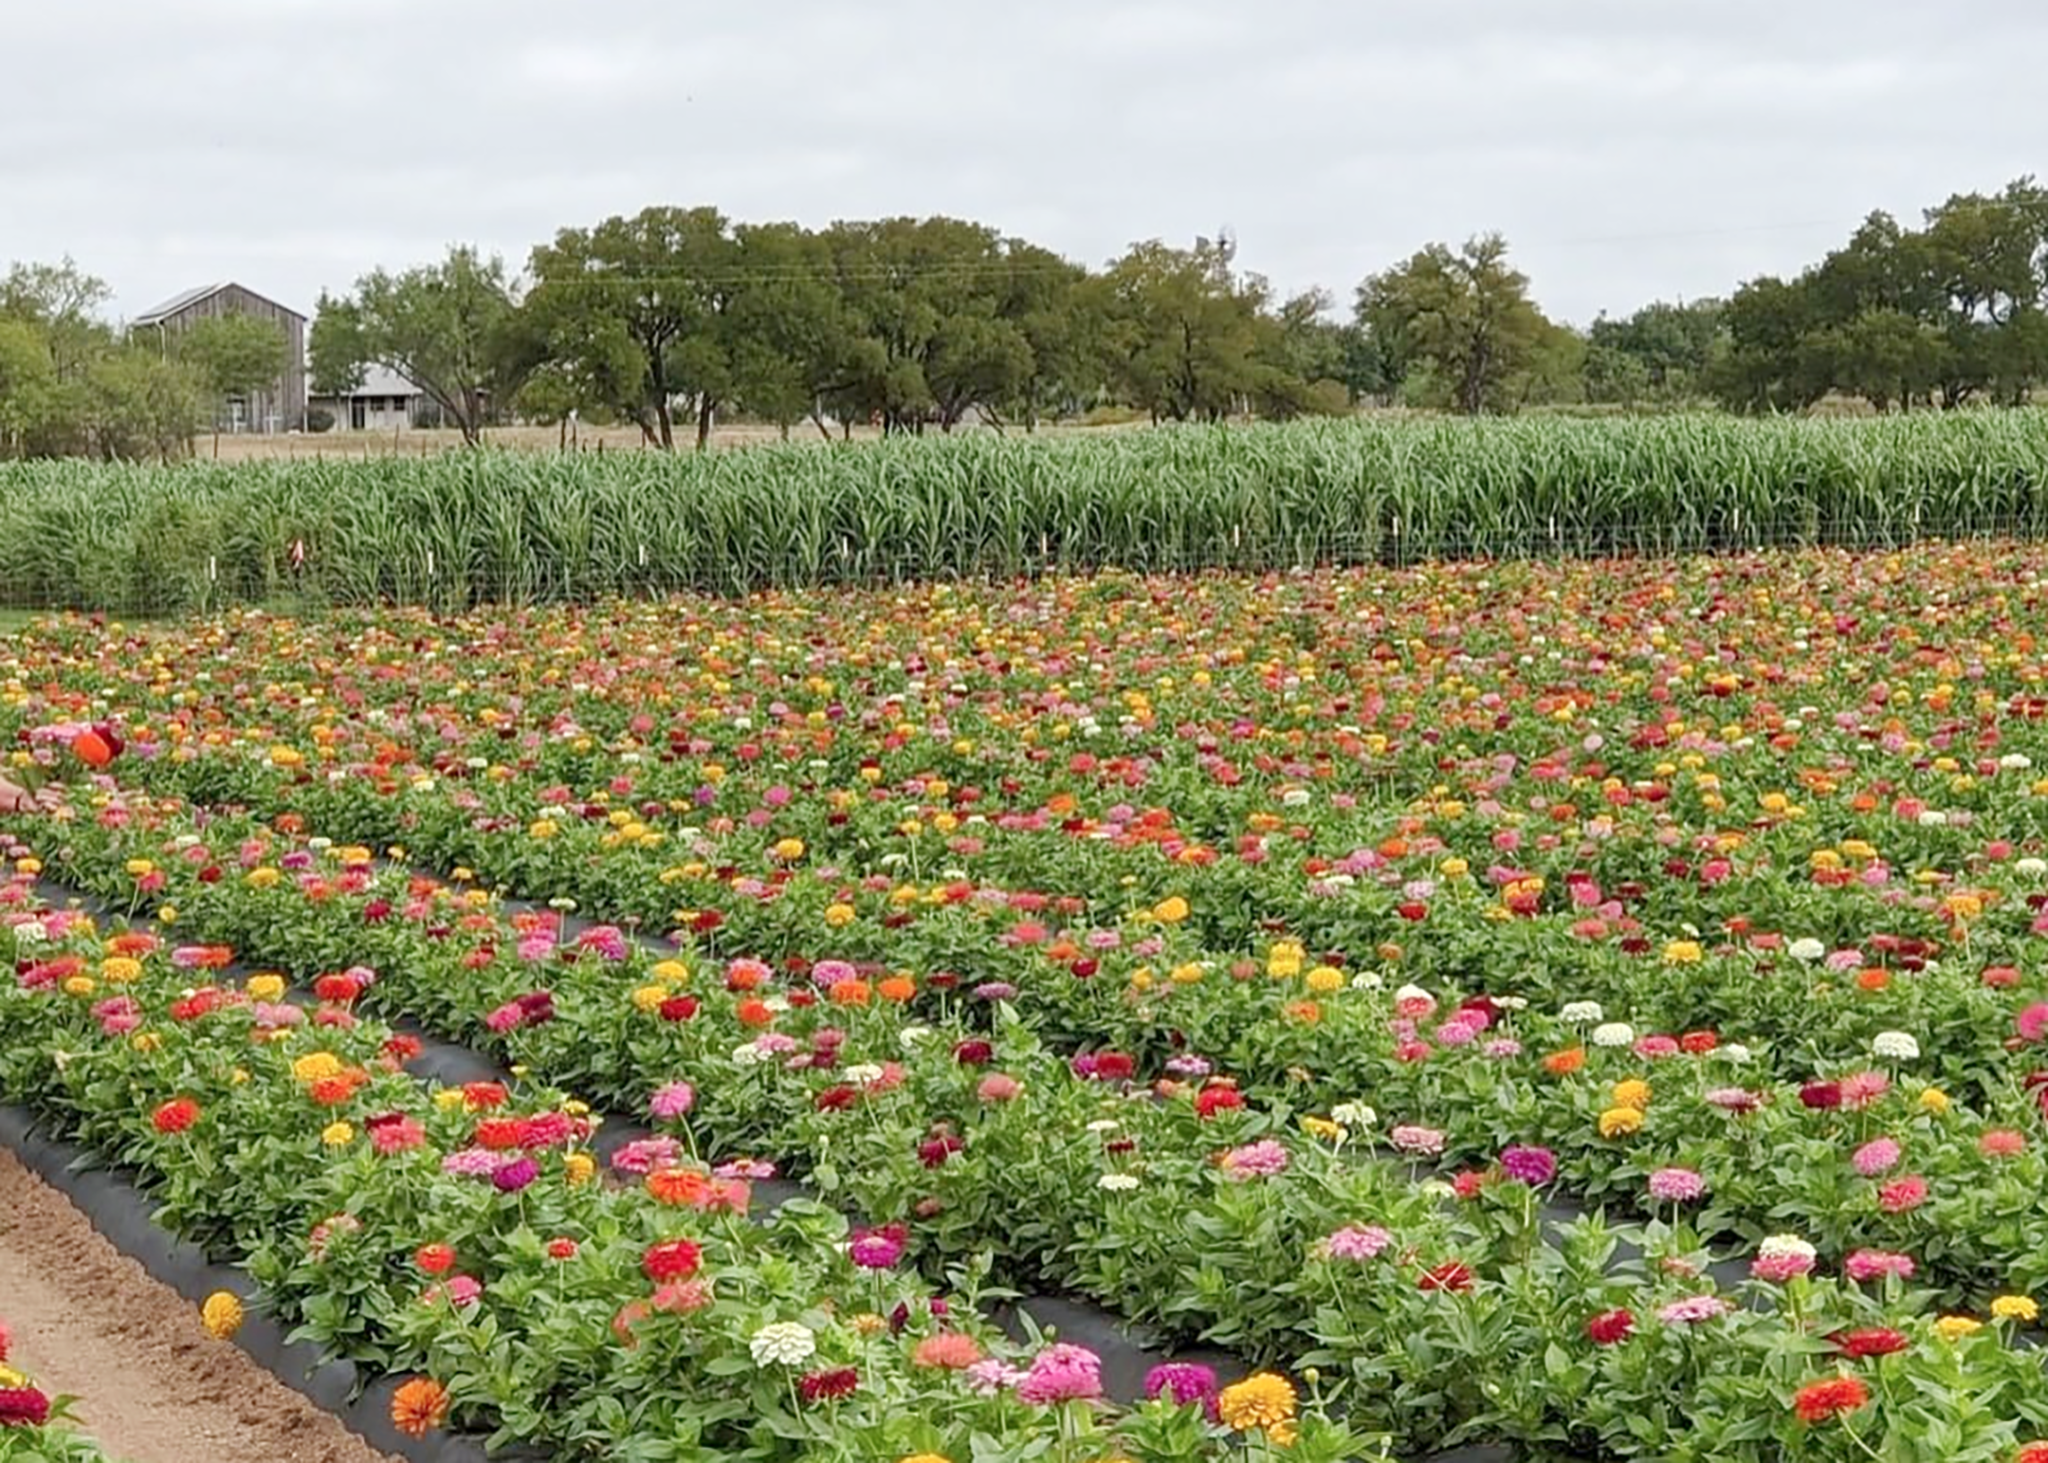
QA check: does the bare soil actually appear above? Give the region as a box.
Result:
[0,1147,401,1463]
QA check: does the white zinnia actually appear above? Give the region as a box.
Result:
[1330,1101,1378,1129]
[1719,1043,1754,1063]
[10,921,46,946]
[1787,938,1826,963]
[2018,857,2047,877]
[843,1063,884,1085]
[1917,810,1948,828]
[1591,1022,1635,1048]
[748,1322,817,1367]
[2001,754,2033,771]
[1757,1234,1816,1263]
[1560,1001,1604,1024]
[1871,1031,1920,1061]
[1097,1173,1140,1191]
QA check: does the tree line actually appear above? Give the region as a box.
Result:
[4,176,2046,458]
[0,266,287,460]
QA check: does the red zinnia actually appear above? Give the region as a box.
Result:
[313,973,361,1004]
[461,1081,508,1111]
[415,1243,457,1275]
[797,1366,859,1403]
[1836,1327,1909,1359]
[1418,1261,1474,1293]
[1793,1375,1870,1423]
[642,1238,702,1283]
[546,1238,579,1260]
[152,1097,200,1134]
[1194,1084,1245,1119]
[0,1385,51,1426]
[815,1085,858,1112]
[658,995,699,1022]
[1586,1308,1635,1345]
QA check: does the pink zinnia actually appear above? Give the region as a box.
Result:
[965,1359,1028,1394]
[1219,1139,1290,1180]
[2018,1003,2048,1043]
[1324,1225,1393,1260]
[1704,1087,1763,1114]
[1656,1295,1731,1325]
[1844,1249,1915,1282]
[1633,1035,1681,1059]
[610,1136,683,1174]
[515,934,555,962]
[1390,1125,1447,1157]
[367,1115,426,1155]
[577,926,628,960]
[1499,1145,1557,1185]
[848,1224,907,1269]
[1980,1129,2027,1158]
[1852,1138,1902,1177]
[650,1082,696,1120]
[1840,1071,1890,1109]
[1877,1175,1928,1212]
[810,959,857,989]
[1647,1168,1705,1202]
[1015,1343,1102,1405]
[1434,1019,1479,1048]
[977,1073,1022,1103]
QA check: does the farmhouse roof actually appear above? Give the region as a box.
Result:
[312,364,426,399]
[132,281,307,326]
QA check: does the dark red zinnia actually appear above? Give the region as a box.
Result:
[797,1366,859,1403]
[1586,1308,1635,1345]
[1418,1261,1474,1293]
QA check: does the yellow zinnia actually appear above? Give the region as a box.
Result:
[1611,1078,1652,1110]
[1934,1315,1983,1342]
[245,973,286,1002]
[321,1122,354,1147]
[563,1152,596,1185]
[201,1291,245,1339]
[291,1052,343,1084]
[1217,1372,1298,1442]
[1599,1106,1645,1138]
[1992,1295,2039,1323]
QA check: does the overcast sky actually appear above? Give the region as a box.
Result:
[6,0,2043,326]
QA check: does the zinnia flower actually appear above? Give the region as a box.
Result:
[1014,1343,1102,1405]
[1844,1250,1915,1282]
[1853,1138,1902,1177]
[1499,1145,1556,1185]
[649,1081,696,1120]
[1835,1327,1909,1358]
[0,1385,51,1427]
[911,1333,984,1370]
[749,1322,818,1367]
[1656,1295,1731,1325]
[1218,1139,1290,1180]
[390,1377,450,1437]
[1323,1225,1392,1261]
[1216,1372,1298,1440]
[797,1366,859,1403]
[1586,1308,1634,1344]
[642,1239,702,1283]
[1143,1361,1219,1408]
[152,1097,200,1134]
[200,1291,244,1339]
[1647,1168,1705,1202]
[1792,1375,1869,1424]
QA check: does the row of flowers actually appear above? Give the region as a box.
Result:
[31,795,2048,1313]
[0,888,1368,1463]
[16,811,2048,1459]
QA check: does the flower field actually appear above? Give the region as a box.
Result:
[9,541,2048,1459]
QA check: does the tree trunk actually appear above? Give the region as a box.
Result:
[695,395,715,450]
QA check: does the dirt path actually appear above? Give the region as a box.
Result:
[0,1147,401,1463]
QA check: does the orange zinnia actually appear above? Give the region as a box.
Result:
[646,1167,712,1207]
[390,1377,449,1437]
[1544,1048,1587,1076]
[877,976,917,1003]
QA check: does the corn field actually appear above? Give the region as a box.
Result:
[4,412,2048,612]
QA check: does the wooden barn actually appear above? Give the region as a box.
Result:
[131,282,308,433]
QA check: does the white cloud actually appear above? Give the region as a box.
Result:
[3,0,2041,325]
